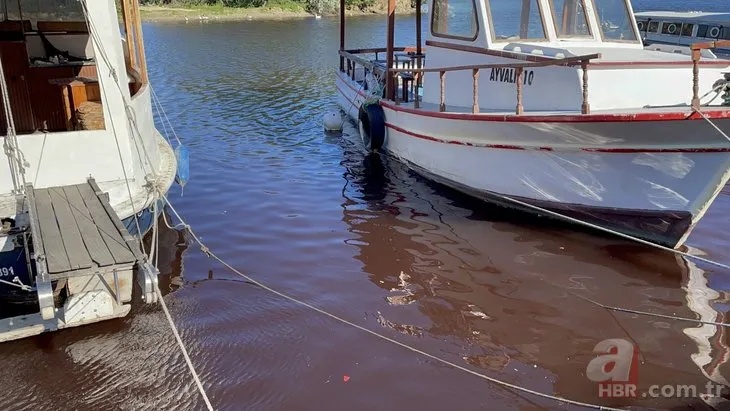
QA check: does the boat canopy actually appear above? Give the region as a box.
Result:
[431,0,640,45]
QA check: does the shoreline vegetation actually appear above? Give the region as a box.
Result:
[139,0,415,22]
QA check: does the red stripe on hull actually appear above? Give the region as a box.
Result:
[336,77,730,153]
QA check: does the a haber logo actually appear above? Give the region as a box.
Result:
[586,338,639,398]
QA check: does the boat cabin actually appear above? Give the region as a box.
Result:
[0,0,148,136]
[338,0,730,115]
[634,11,730,54]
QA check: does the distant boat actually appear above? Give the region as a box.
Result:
[635,11,730,55]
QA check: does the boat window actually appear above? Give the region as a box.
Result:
[723,27,730,41]
[593,0,638,42]
[697,25,709,38]
[431,0,479,40]
[487,0,547,41]
[548,0,591,38]
[660,22,681,36]
[680,23,694,37]
[647,21,659,33]
[18,0,85,22]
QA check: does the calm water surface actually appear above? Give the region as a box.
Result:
[1,1,730,410]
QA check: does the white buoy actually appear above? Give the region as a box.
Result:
[323,111,343,131]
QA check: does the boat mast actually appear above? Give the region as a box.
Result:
[385,0,396,100]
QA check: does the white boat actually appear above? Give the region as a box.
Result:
[335,0,730,249]
[0,0,177,339]
[635,11,730,56]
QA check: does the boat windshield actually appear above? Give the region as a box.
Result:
[548,0,591,38]
[487,0,547,41]
[432,0,479,40]
[3,0,85,21]
[593,0,638,41]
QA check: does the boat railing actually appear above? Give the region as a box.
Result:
[691,40,730,111]
[387,53,601,115]
[339,47,423,77]
[339,48,600,115]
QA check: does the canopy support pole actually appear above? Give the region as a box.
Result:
[385,0,396,101]
[416,0,422,57]
[340,0,345,72]
[519,0,531,38]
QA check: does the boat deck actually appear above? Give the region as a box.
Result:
[0,178,147,342]
[27,178,143,281]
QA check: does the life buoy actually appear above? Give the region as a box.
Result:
[709,26,721,38]
[667,23,677,34]
[358,103,385,151]
[637,21,645,31]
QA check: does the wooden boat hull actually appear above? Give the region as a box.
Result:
[337,74,730,248]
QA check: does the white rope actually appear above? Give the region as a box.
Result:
[576,294,730,327]
[0,277,32,292]
[157,191,624,410]
[78,3,213,408]
[150,85,182,145]
[79,0,145,247]
[488,191,730,271]
[149,270,215,411]
[694,108,730,144]
[0,49,27,193]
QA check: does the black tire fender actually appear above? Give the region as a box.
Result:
[358,103,386,151]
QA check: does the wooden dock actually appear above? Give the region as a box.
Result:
[0,178,149,342]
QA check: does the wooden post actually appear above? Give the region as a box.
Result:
[691,49,701,111]
[394,73,400,106]
[516,67,524,115]
[581,60,590,114]
[121,0,137,72]
[351,61,356,81]
[131,0,148,84]
[439,71,446,112]
[340,0,345,72]
[416,0,422,58]
[385,0,396,101]
[414,73,420,109]
[472,69,479,114]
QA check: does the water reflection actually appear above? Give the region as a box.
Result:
[336,124,730,408]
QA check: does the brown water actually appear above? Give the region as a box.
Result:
[2,11,730,411]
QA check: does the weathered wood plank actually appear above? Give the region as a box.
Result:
[47,187,93,271]
[34,189,72,273]
[88,178,145,261]
[77,183,136,265]
[63,185,115,267]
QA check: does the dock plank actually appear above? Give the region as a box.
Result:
[34,189,72,274]
[63,185,115,267]
[47,187,93,271]
[77,183,136,265]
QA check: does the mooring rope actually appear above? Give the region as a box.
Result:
[694,108,730,144]
[480,188,730,271]
[148,269,215,411]
[575,294,730,328]
[158,190,632,410]
[79,3,214,407]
